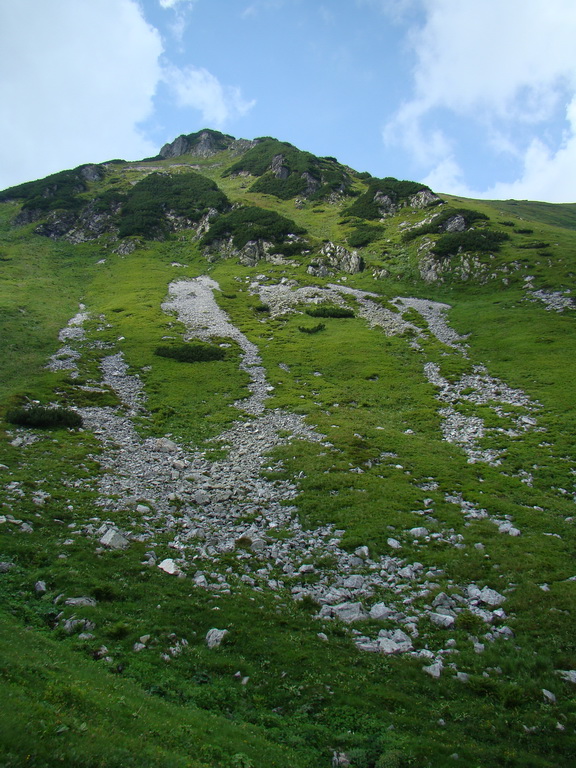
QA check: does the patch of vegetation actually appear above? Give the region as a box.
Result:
[201,205,306,249]
[517,241,550,250]
[402,208,489,242]
[5,404,83,429]
[305,305,354,318]
[345,177,434,220]
[0,166,100,215]
[154,343,227,363]
[118,172,229,239]
[487,199,576,230]
[348,223,385,248]
[92,188,128,213]
[224,138,351,200]
[298,323,325,334]
[433,229,509,258]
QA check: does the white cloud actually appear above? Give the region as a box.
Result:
[163,64,256,126]
[158,0,197,8]
[0,0,162,189]
[384,0,576,200]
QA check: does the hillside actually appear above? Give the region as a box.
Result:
[1,129,575,768]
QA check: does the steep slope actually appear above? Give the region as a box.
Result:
[1,131,575,768]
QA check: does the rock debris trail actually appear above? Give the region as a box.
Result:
[72,278,518,663]
[162,276,271,415]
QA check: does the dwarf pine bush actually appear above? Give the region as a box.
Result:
[6,405,82,429]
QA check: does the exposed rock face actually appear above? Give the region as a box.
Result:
[442,214,467,233]
[307,242,364,277]
[33,201,118,243]
[34,211,78,239]
[301,171,321,195]
[270,154,290,179]
[409,189,442,209]
[79,164,105,183]
[372,188,442,219]
[203,236,298,266]
[158,130,256,159]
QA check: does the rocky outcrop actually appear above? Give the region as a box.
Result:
[158,130,256,160]
[307,242,364,277]
[409,189,442,209]
[203,236,291,266]
[372,188,442,219]
[32,200,118,243]
[270,154,290,179]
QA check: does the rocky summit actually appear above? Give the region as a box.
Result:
[0,129,575,767]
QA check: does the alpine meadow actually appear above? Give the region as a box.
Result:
[1,128,575,768]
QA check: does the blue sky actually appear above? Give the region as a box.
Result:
[2,0,576,202]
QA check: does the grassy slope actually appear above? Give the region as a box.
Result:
[1,154,576,768]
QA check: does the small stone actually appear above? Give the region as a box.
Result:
[206,628,228,649]
[35,580,47,594]
[429,612,455,628]
[387,537,402,550]
[133,642,146,652]
[557,670,576,684]
[408,526,429,538]
[369,602,392,620]
[317,632,328,642]
[99,528,129,550]
[423,661,443,678]
[64,596,97,607]
[158,558,181,575]
[542,689,556,703]
[378,629,413,654]
[330,602,367,623]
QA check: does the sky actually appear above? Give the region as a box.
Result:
[2,0,576,202]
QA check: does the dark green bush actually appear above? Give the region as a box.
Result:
[305,306,354,318]
[225,138,351,200]
[253,303,270,313]
[5,405,83,429]
[348,223,384,248]
[201,205,306,249]
[514,228,534,234]
[402,207,489,242]
[118,171,229,239]
[346,177,434,220]
[298,323,325,334]
[433,229,509,258]
[154,343,226,363]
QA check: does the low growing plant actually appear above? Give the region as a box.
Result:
[154,343,226,363]
[5,405,83,429]
[305,306,354,318]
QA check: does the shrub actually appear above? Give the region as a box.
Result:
[224,138,351,200]
[154,343,226,363]
[298,323,325,334]
[401,207,489,242]
[5,405,83,429]
[0,167,90,213]
[433,229,509,258]
[348,223,384,248]
[201,205,306,249]
[345,177,433,220]
[305,306,354,318]
[118,171,229,239]
[253,303,270,313]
